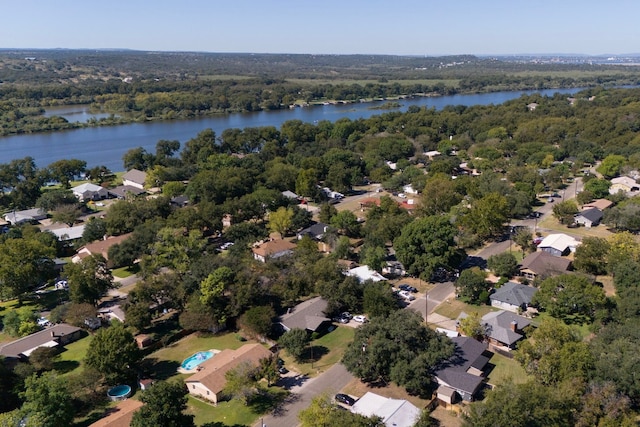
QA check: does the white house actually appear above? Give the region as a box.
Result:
[4,208,47,225]
[351,392,420,427]
[345,265,388,283]
[122,169,147,190]
[72,183,108,202]
[609,176,639,195]
[537,233,581,257]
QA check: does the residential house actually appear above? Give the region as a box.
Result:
[4,208,47,225]
[382,261,406,276]
[72,182,109,202]
[489,282,537,313]
[170,195,190,208]
[297,222,329,241]
[582,198,613,211]
[350,392,420,427]
[424,150,442,159]
[434,336,490,403]
[520,251,572,281]
[609,176,639,196]
[108,185,146,200]
[402,184,419,195]
[537,233,581,257]
[527,102,539,111]
[88,399,143,427]
[0,323,82,360]
[574,208,603,228]
[281,190,299,200]
[481,311,531,350]
[122,168,147,190]
[251,239,296,262]
[71,233,132,263]
[345,265,388,283]
[278,296,330,333]
[184,343,272,405]
[50,224,86,241]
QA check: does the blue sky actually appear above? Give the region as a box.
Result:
[2,0,638,55]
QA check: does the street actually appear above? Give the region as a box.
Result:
[254,363,354,427]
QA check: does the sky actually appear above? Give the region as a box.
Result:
[2,0,639,56]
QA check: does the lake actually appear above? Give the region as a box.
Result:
[0,88,585,171]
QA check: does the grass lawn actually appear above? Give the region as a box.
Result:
[111,264,140,278]
[284,325,355,376]
[537,215,613,239]
[144,332,256,380]
[187,387,288,427]
[485,352,530,386]
[55,332,92,375]
[434,299,497,320]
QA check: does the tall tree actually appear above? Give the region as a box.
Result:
[573,236,610,276]
[46,159,86,189]
[130,380,195,427]
[64,254,114,306]
[394,215,462,280]
[0,238,55,301]
[533,274,607,324]
[84,322,141,385]
[279,328,310,362]
[20,372,74,427]
[268,206,294,238]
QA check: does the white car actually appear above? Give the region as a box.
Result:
[353,315,368,323]
[398,290,415,301]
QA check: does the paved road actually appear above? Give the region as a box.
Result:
[254,363,354,427]
[408,281,455,320]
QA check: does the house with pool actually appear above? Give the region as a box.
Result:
[184,343,272,404]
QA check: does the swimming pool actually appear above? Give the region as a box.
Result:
[181,351,214,371]
[107,384,132,401]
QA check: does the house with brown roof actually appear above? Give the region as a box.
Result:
[184,343,272,404]
[122,169,147,190]
[71,233,132,263]
[251,239,296,262]
[0,323,82,360]
[88,399,143,427]
[279,297,331,333]
[520,250,571,281]
[582,198,613,211]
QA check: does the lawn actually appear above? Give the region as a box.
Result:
[485,352,530,386]
[111,264,140,279]
[537,215,613,239]
[55,332,92,375]
[281,325,355,376]
[187,387,289,427]
[434,299,497,320]
[144,332,256,380]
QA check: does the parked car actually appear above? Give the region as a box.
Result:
[278,366,289,375]
[398,290,416,301]
[353,315,368,323]
[335,393,356,406]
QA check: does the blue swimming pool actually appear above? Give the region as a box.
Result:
[181,351,214,370]
[107,384,132,401]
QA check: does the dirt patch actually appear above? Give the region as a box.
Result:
[431,405,464,427]
[340,378,432,409]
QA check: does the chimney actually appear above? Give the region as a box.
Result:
[510,320,517,332]
[50,330,55,338]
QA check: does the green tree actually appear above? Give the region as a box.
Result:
[394,215,462,280]
[330,210,361,237]
[1,309,39,337]
[487,252,519,277]
[35,189,77,212]
[458,311,487,340]
[0,238,55,301]
[552,200,579,225]
[64,254,114,306]
[223,361,260,405]
[50,203,82,226]
[81,217,107,244]
[533,274,607,324]
[573,236,610,276]
[418,173,462,216]
[84,322,141,385]
[130,380,195,427]
[21,372,74,427]
[318,202,338,224]
[279,328,310,362]
[238,305,276,339]
[46,158,86,188]
[179,292,223,332]
[583,178,611,199]
[460,193,509,240]
[362,281,398,318]
[268,206,294,238]
[28,347,58,372]
[199,266,234,310]
[597,154,626,178]
[512,226,535,256]
[342,310,454,397]
[455,268,489,304]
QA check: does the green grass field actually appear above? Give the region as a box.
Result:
[55,332,92,375]
[485,352,530,386]
[282,325,355,376]
[434,298,497,320]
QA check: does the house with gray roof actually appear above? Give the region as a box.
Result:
[574,207,603,228]
[278,296,330,333]
[0,323,82,360]
[351,392,420,427]
[72,182,108,202]
[122,169,147,189]
[297,222,329,241]
[434,336,490,403]
[489,282,537,313]
[481,310,531,349]
[4,208,47,225]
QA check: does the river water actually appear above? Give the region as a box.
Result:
[0,88,585,170]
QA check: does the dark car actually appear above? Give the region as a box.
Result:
[335,393,356,406]
[278,366,289,375]
[398,284,410,292]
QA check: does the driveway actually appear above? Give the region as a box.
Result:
[408,281,455,321]
[254,363,354,427]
